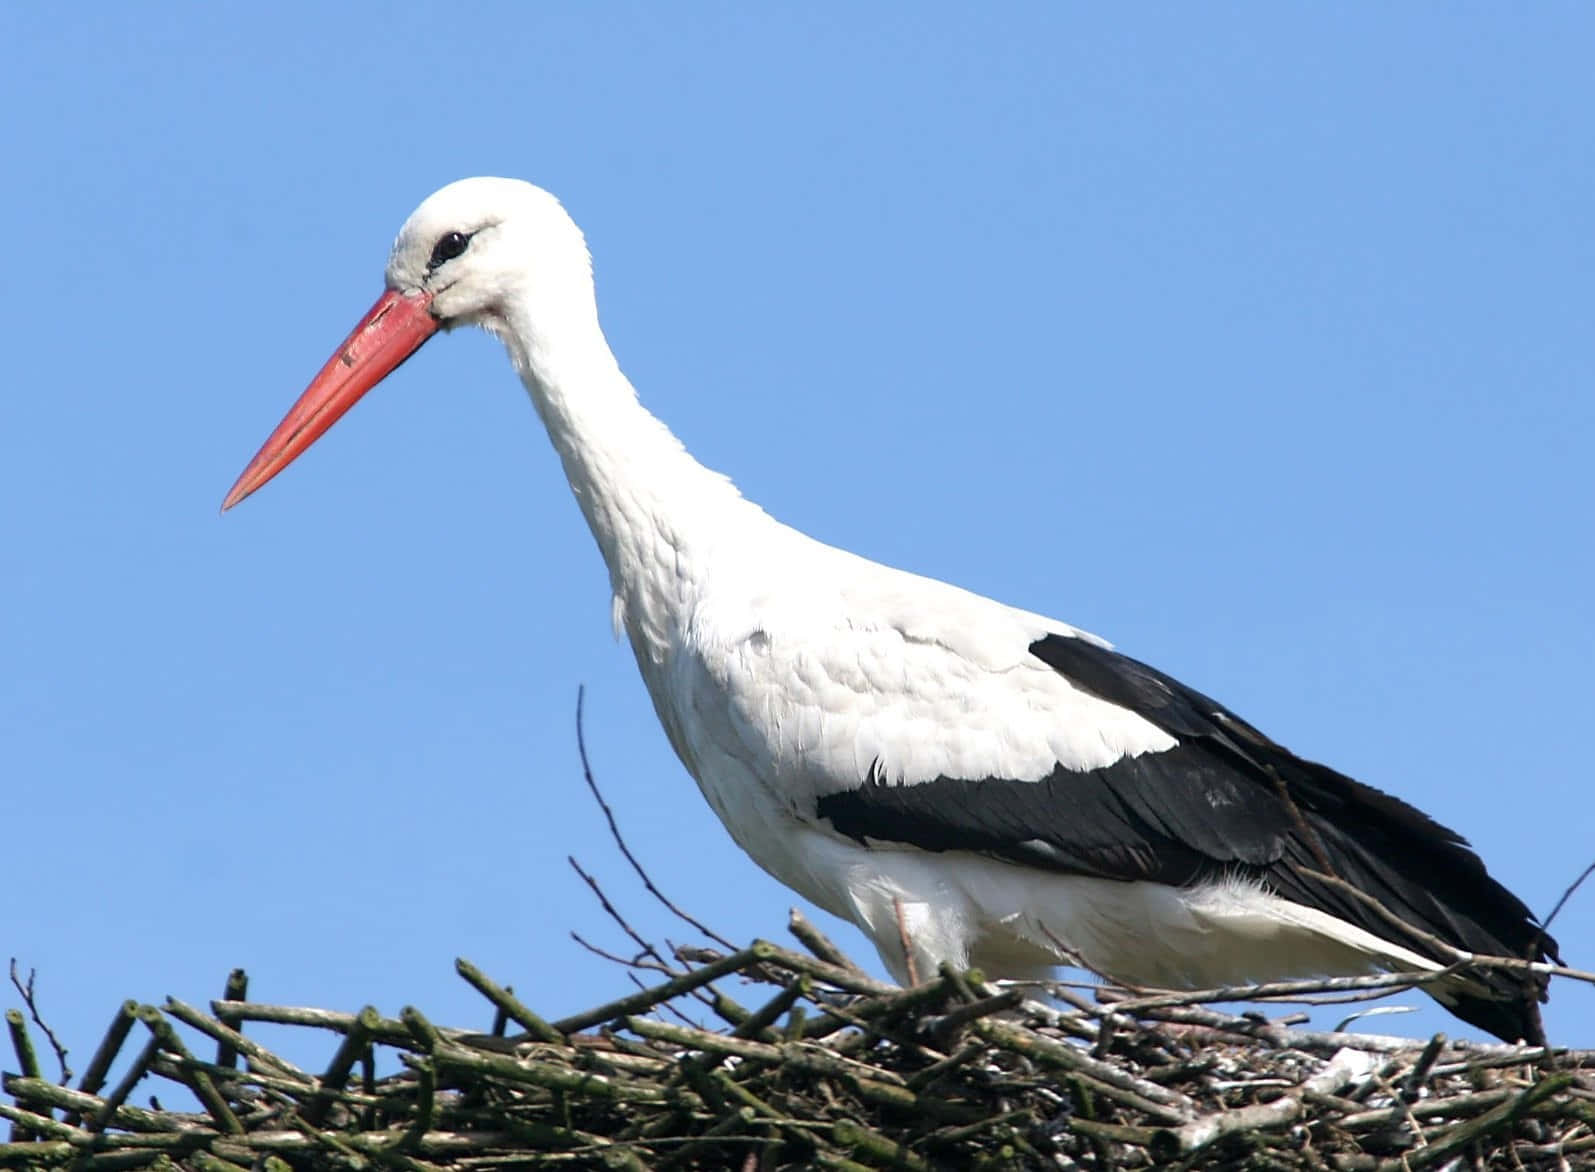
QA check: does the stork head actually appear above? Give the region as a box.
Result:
[221,177,591,511]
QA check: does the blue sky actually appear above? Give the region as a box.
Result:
[3,4,1591,1072]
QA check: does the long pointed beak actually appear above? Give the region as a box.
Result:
[221,289,439,511]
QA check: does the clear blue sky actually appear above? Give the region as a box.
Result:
[3,4,1591,1072]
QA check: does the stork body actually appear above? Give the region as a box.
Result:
[224,178,1555,1042]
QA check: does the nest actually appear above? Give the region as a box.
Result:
[2,910,1592,1172]
[7,743,1592,1170]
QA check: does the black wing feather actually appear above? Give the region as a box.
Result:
[816,632,1556,1042]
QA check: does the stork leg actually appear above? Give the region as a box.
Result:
[893,897,922,985]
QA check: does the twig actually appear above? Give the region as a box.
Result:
[553,944,780,1035]
[787,909,868,977]
[569,930,680,979]
[1539,855,1595,936]
[575,685,737,951]
[8,960,71,1085]
[212,1001,412,1045]
[89,1036,160,1134]
[568,856,685,979]
[1153,1046,1376,1158]
[213,969,248,1071]
[455,959,563,1043]
[74,1000,138,1101]
[163,997,312,1084]
[1401,1073,1576,1169]
[303,1006,379,1124]
[137,1005,242,1135]
[1401,1032,1448,1101]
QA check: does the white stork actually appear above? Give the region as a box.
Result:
[224,177,1555,1043]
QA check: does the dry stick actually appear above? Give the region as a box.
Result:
[787,909,866,976]
[1154,1046,1376,1159]
[4,1009,41,1141]
[1400,1073,1577,1171]
[569,931,680,980]
[813,1154,883,1172]
[929,989,1023,1045]
[90,1037,162,1134]
[755,942,895,996]
[401,1006,443,1054]
[163,998,312,1084]
[575,685,737,951]
[831,1118,932,1172]
[6,1010,41,1082]
[0,1141,75,1165]
[622,1016,979,1126]
[1109,969,1451,1016]
[1297,866,1595,988]
[1335,1087,1520,1132]
[568,855,691,984]
[626,965,707,1031]
[935,963,985,1007]
[553,943,780,1035]
[276,1110,373,1170]
[706,988,759,1033]
[724,978,808,1044]
[967,1019,1193,1123]
[903,1040,991,1092]
[303,1006,380,1125]
[454,958,563,1042]
[189,1152,253,1172]
[1537,854,1595,944]
[213,969,248,1071]
[2,1077,183,1135]
[1296,865,1481,965]
[8,960,71,1085]
[137,1006,242,1136]
[801,981,962,1053]
[0,1103,91,1148]
[1133,995,1544,1062]
[396,1062,436,1153]
[75,1000,140,1102]
[623,1016,795,1067]
[214,1002,413,1046]
[656,1104,758,1171]
[1268,772,1341,879]
[1401,1032,1448,1101]
[423,1043,683,1105]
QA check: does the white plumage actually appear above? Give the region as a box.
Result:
[224,177,1553,1042]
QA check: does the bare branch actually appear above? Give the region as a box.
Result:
[1539,854,1595,935]
[8,960,71,1085]
[575,686,737,951]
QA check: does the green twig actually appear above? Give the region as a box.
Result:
[136,1007,241,1136]
[75,1001,139,1102]
[552,943,779,1034]
[302,1004,380,1126]
[212,970,248,1071]
[454,959,563,1042]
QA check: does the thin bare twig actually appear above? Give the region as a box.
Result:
[568,855,722,1018]
[1540,854,1595,936]
[568,855,683,977]
[570,931,681,979]
[575,685,737,951]
[8,960,71,1085]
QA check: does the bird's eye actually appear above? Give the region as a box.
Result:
[428,231,471,270]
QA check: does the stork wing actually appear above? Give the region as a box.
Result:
[817,632,1556,975]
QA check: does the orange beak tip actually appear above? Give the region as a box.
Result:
[221,289,438,511]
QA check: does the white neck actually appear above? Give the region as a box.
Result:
[493,295,768,668]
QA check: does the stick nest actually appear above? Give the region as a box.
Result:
[3,916,1592,1172]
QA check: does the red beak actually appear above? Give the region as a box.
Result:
[221,289,440,511]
